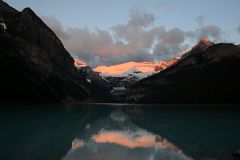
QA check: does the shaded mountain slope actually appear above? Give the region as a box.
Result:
[0,1,90,103]
[127,41,240,104]
[75,60,113,102]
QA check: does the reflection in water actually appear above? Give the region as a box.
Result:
[63,111,192,160]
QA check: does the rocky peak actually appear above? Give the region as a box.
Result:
[194,38,215,51]
[181,38,215,59]
[199,38,214,45]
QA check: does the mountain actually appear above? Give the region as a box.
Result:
[94,58,179,78]
[94,58,179,101]
[127,39,240,104]
[181,38,215,59]
[75,59,113,102]
[0,1,90,103]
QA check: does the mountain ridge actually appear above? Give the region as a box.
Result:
[127,42,240,104]
[0,1,91,103]
[94,57,179,78]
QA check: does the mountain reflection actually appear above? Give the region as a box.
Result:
[63,111,192,160]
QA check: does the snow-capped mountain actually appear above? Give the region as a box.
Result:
[94,58,179,79]
[74,38,215,101]
[93,58,179,101]
[92,38,212,82]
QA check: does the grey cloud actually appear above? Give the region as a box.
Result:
[160,28,185,45]
[64,28,114,56]
[195,25,223,42]
[191,16,225,42]
[41,11,226,68]
[187,29,224,43]
[196,16,204,26]
[111,8,156,49]
[237,26,240,34]
[185,31,195,39]
[40,15,70,40]
[153,42,188,60]
[128,7,155,28]
[151,27,187,60]
[111,9,186,63]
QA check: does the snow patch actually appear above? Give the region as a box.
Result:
[86,79,91,83]
[74,59,87,69]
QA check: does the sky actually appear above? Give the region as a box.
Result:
[5,0,240,67]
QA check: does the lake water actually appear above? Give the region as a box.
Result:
[0,104,240,160]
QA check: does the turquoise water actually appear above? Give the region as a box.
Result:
[0,104,240,160]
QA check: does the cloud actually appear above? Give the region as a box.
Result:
[41,9,169,67]
[63,28,114,56]
[237,26,240,34]
[190,16,225,42]
[111,8,156,49]
[128,6,155,28]
[41,11,226,67]
[41,15,70,40]
[196,16,204,26]
[151,27,187,60]
[195,25,224,42]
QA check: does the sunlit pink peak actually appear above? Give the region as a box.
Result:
[181,38,215,59]
[198,38,214,46]
[74,59,87,68]
[94,57,179,76]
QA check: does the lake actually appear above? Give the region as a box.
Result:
[0,104,240,160]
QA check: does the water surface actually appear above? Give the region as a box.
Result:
[0,104,239,160]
